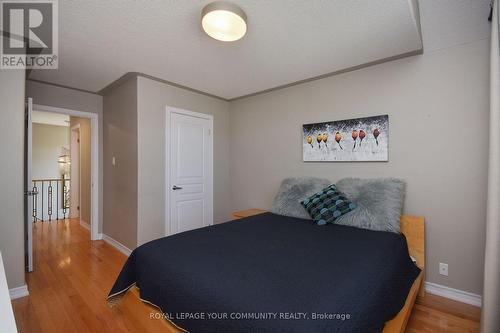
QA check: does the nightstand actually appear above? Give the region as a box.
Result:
[232,209,266,219]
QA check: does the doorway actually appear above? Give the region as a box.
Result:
[25,101,100,272]
[165,106,213,236]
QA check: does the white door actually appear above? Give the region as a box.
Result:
[167,108,213,235]
[24,98,34,272]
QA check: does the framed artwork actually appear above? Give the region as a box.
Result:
[303,115,389,162]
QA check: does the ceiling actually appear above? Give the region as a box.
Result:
[29,0,425,100]
[32,111,70,127]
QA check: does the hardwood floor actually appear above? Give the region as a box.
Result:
[407,294,480,332]
[12,219,480,333]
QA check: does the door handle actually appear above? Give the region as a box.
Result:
[24,190,39,196]
[172,185,183,190]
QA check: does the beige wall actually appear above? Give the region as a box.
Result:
[26,80,104,233]
[27,81,102,114]
[136,76,231,245]
[70,117,91,225]
[101,75,231,248]
[228,38,489,295]
[103,78,138,249]
[0,69,26,289]
[32,123,69,179]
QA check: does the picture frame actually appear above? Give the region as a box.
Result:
[302,115,389,162]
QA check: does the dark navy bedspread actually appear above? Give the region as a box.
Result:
[109,213,420,333]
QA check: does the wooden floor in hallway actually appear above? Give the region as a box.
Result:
[11,219,481,333]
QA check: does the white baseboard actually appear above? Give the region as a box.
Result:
[80,219,90,231]
[9,284,29,300]
[102,234,132,256]
[425,282,482,307]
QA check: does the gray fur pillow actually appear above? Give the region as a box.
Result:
[335,178,405,233]
[271,177,332,219]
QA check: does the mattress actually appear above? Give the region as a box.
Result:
[109,212,420,333]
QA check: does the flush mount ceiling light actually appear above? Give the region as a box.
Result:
[201,2,247,42]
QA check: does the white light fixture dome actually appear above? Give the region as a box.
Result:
[201,2,247,42]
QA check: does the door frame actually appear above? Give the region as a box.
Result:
[70,124,81,219]
[165,106,213,236]
[25,98,33,272]
[33,104,100,241]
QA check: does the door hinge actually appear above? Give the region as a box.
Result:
[77,206,80,210]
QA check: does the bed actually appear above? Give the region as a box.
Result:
[108,213,424,333]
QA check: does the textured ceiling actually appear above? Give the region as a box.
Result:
[419,0,491,53]
[29,0,423,99]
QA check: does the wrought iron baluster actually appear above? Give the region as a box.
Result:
[66,179,70,217]
[47,180,53,221]
[31,178,72,222]
[63,180,68,219]
[56,180,59,220]
[41,182,44,221]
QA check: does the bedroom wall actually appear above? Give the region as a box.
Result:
[136,76,231,246]
[101,74,231,249]
[228,24,490,295]
[103,77,139,249]
[27,80,103,114]
[0,69,26,289]
[26,80,104,233]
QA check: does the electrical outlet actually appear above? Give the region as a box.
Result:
[439,262,448,276]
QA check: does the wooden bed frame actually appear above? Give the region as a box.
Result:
[384,215,425,332]
[111,215,425,333]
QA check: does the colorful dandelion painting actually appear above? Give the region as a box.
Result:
[303,115,389,162]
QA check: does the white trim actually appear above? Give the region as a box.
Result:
[165,106,214,237]
[70,124,81,219]
[26,98,34,273]
[102,234,132,256]
[9,285,29,300]
[425,282,482,307]
[33,104,100,241]
[79,219,90,231]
